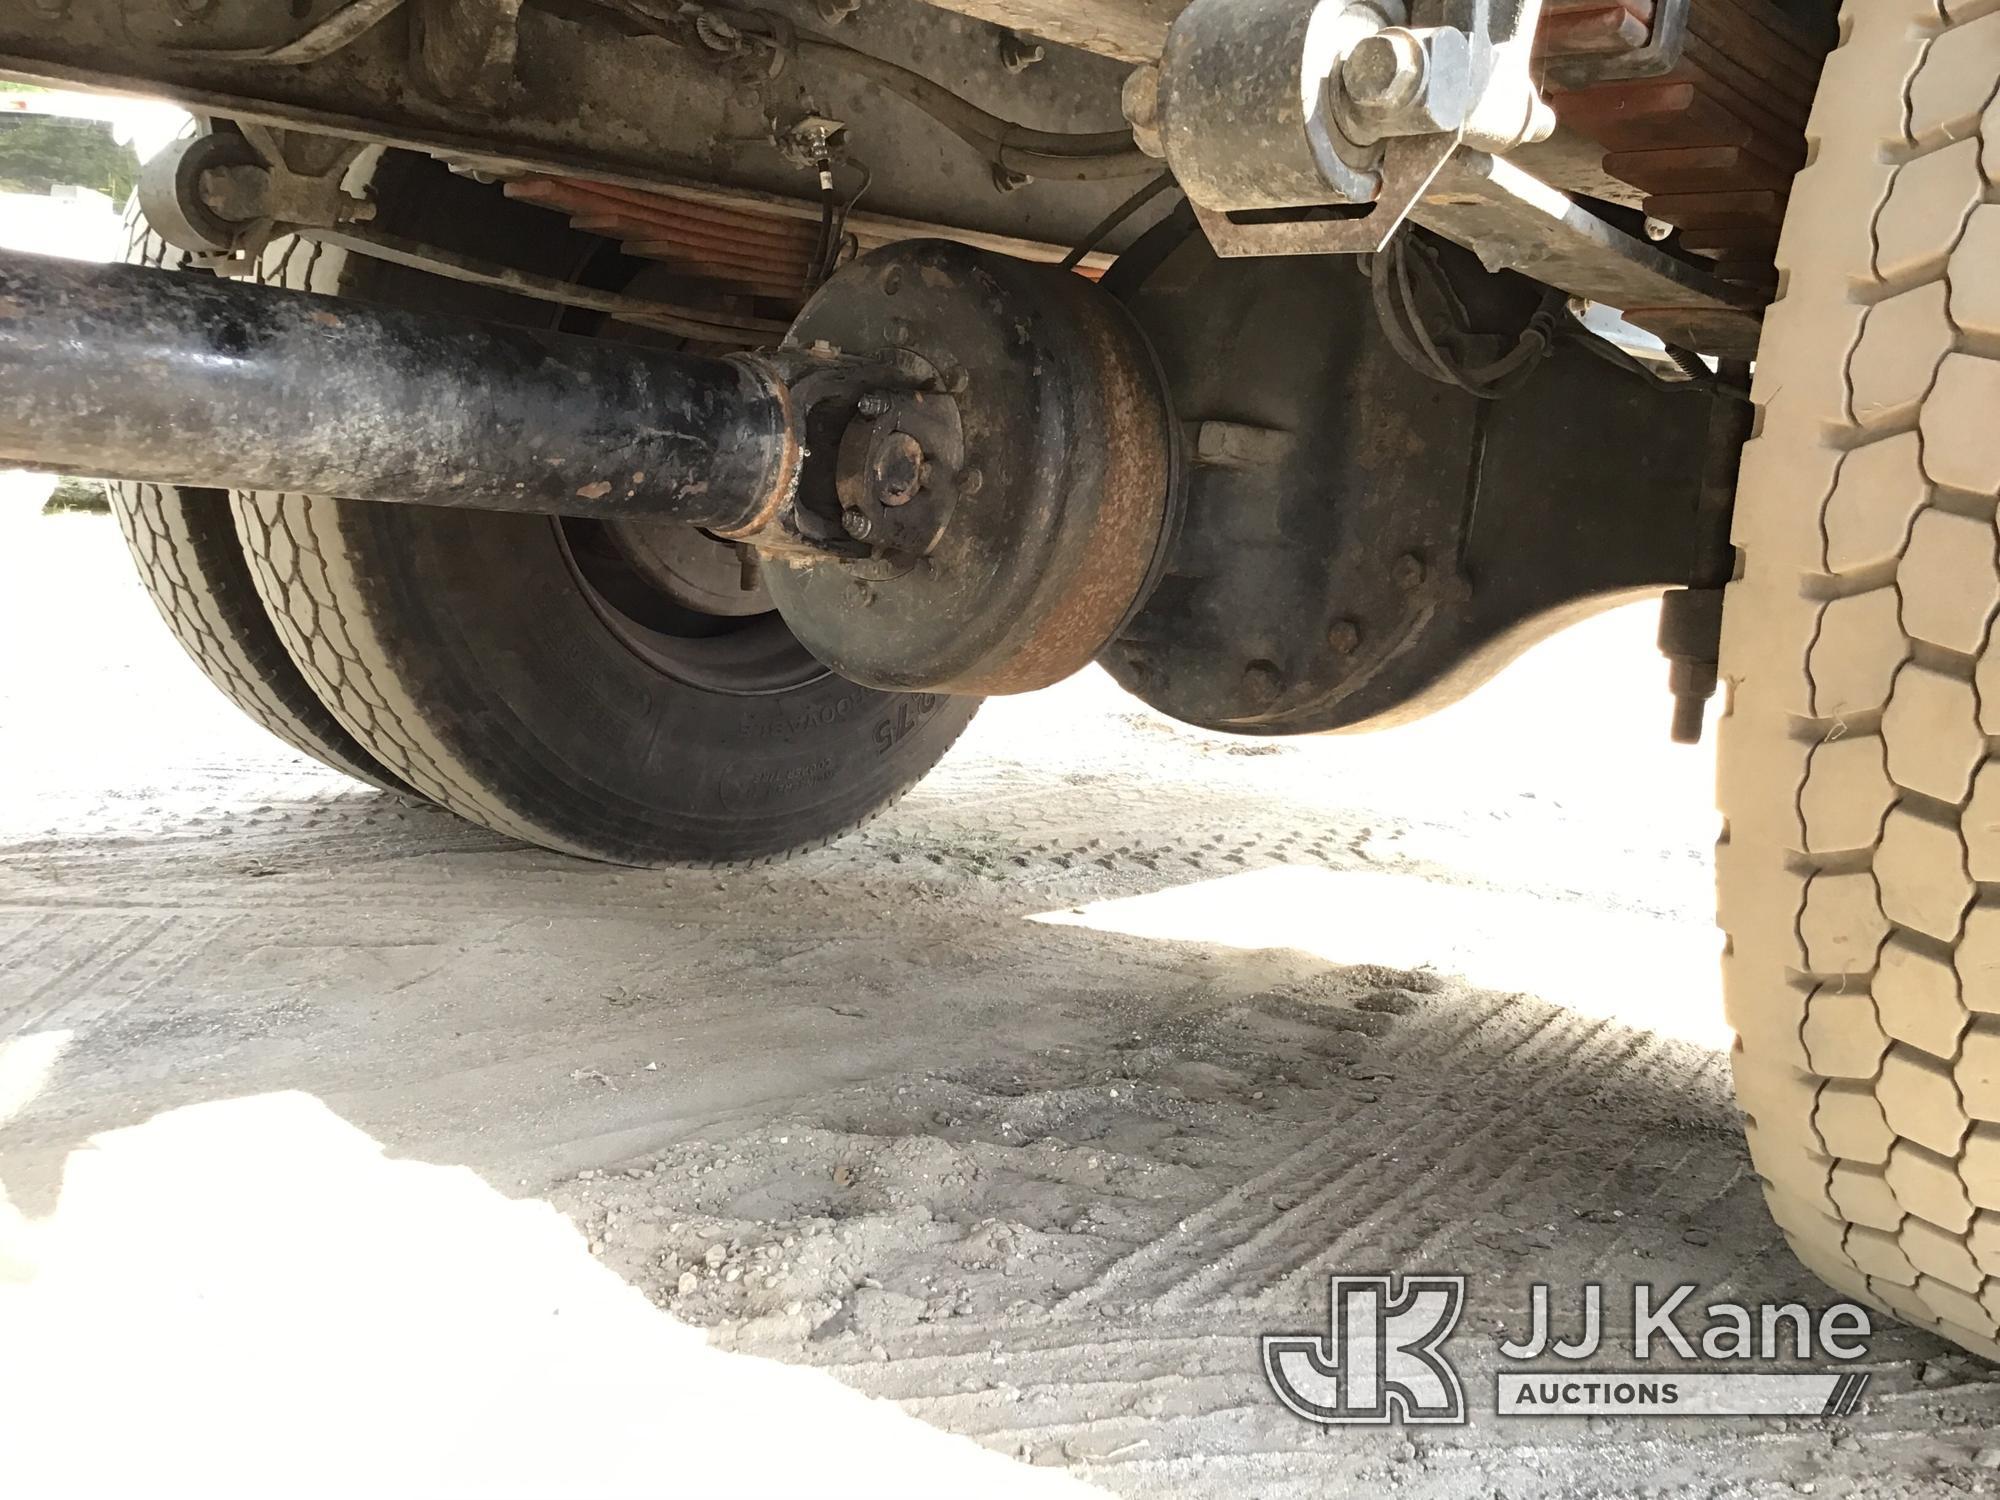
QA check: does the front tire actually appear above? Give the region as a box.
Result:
[1719,1,2000,1356]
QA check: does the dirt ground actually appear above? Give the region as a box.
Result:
[5,496,2000,1498]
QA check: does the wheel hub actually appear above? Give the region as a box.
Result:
[762,241,1180,696]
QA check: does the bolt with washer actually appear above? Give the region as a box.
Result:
[1342,30,1427,111]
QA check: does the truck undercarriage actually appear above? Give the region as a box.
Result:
[24,0,2000,1368]
[0,0,1837,742]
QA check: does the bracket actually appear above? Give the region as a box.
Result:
[1190,132,1458,256]
[137,123,373,267]
[1542,0,1692,91]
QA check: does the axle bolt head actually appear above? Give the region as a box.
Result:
[842,509,876,541]
[1328,619,1362,655]
[1391,552,1427,591]
[869,430,928,507]
[1242,660,1285,709]
[856,392,891,419]
[1342,30,1425,111]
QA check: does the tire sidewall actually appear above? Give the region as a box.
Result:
[249,151,978,863]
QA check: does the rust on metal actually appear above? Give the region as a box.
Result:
[710,353,802,542]
[507,175,836,305]
[505,175,1111,321]
[1538,0,1655,58]
[969,280,1173,697]
[1545,0,1830,294]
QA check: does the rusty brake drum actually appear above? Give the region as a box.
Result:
[761,241,1180,697]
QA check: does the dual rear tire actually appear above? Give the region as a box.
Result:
[110,151,976,865]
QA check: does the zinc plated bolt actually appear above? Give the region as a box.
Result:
[1342,30,1426,111]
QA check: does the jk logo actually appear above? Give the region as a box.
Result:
[1262,1274,1468,1426]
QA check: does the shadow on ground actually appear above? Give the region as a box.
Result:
[2,778,1986,1498]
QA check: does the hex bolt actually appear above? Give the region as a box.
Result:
[1122,66,1166,159]
[1327,619,1362,655]
[196,164,271,224]
[1342,30,1426,111]
[1644,216,1675,243]
[1242,660,1285,709]
[856,392,891,419]
[1391,552,1427,590]
[842,509,876,541]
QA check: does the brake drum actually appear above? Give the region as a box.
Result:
[763,241,1179,697]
